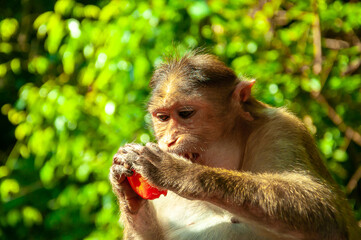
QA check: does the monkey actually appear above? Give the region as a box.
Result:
[109,52,361,240]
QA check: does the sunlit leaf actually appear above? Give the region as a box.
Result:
[1,0,361,239]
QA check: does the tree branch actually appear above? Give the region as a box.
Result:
[311,91,361,148]
[341,58,361,76]
[346,166,361,194]
[312,1,322,75]
[324,38,350,50]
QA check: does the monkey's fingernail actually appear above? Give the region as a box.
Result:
[124,163,131,169]
[146,142,156,148]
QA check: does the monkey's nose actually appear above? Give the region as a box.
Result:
[167,139,178,148]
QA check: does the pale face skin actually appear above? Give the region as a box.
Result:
[149,87,246,170]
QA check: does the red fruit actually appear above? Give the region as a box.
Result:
[127,171,167,200]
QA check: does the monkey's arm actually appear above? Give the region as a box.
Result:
[120,202,164,240]
[132,143,348,240]
[188,168,345,239]
[110,181,164,240]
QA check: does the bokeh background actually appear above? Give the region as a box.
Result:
[1,0,361,239]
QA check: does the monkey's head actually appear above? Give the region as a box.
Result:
[148,53,254,167]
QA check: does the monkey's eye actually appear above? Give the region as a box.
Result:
[178,110,194,119]
[156,113,170,122]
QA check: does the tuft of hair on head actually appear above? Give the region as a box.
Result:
[150,49,240,100]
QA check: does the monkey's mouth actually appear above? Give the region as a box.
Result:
[184,153,200,163]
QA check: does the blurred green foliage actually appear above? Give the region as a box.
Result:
[1,0,361,239]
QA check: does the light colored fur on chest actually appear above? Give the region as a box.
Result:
[151,192,260,240]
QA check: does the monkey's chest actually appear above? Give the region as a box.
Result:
[152,192,256,240]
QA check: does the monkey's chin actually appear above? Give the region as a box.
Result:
[184,153,200,163]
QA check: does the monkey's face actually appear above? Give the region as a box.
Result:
[148,92,227,165]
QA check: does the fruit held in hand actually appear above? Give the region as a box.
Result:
[127,171,167,200]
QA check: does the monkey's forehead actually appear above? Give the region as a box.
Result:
[147,93,209,113]
[157,74,200,94]
[150,78,204,100]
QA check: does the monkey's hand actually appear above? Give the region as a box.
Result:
[130,143,198,196]
[109,144,147,214]
[110,144,166,239]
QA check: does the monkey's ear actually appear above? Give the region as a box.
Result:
[233,80,255,121]
[233,79,255,103]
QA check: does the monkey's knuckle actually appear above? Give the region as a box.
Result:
[116,145,129,155]
[130,157,143,169]
[111,164,131,178]
[142,146,163,163]
[113,153,123,164]
[110,164,121,175]
[120,145,132,154]
[124,143,143,152]
[132,144,144,151]
[146,142,162,153]
[113,154,125,166]
[114,151,138,166]
[133,158,152,172]
[146,142,157,149]
[139,147,149,156]
[127,152,140,164]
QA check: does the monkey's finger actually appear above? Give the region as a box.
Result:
[113,151,127,164]
[111,164,133,178]
[119,179,146,214]
[114,144,143,164]
[123,168,133,176]
[124,143,143,154]
[141,143,163,164]
[113,151,139,168]
[145,142,163,155]
[109,168,126,191]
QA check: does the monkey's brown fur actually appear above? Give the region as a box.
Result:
[110,52,361,240]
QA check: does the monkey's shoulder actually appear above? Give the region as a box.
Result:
[261,107,305,129]
[151,192,263,240]
[245,107,317,171]
[251,106,312,144]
